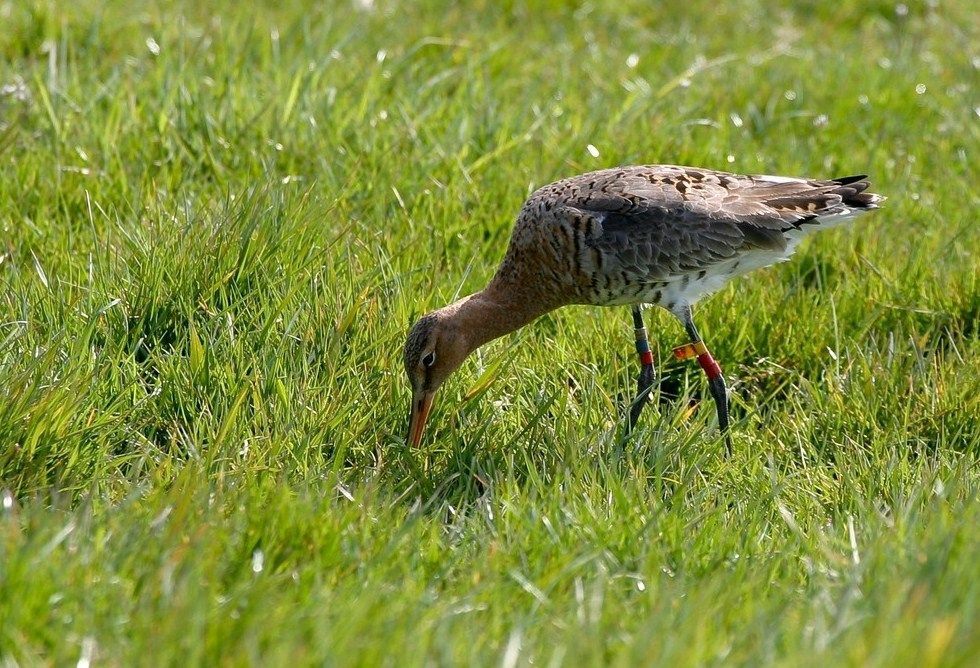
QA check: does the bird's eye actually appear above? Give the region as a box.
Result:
[421,352,436,367]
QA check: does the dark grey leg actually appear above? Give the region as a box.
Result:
[627,306,656,434]
[680,305,731,451]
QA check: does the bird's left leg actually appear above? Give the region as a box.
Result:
[674,305,731,450]
[627,306,656,434]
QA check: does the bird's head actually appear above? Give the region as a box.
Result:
[403,308,474,447]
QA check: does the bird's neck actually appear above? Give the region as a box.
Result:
[445,282,556,352]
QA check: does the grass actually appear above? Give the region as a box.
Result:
[0,0,978,664]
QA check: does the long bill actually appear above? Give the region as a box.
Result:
[407,390,436,447]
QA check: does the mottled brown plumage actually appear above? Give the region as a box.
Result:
[489,165,881,313]
[405,165,883,447]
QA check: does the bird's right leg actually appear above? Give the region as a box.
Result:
[627,306,656,434]
[675,305,731,451]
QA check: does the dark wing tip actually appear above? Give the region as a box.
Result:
[832,174,868,186]
[828,175,884,208]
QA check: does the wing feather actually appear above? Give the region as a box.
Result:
[529,165,879,280]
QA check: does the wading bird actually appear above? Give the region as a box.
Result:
[404,165,882,447]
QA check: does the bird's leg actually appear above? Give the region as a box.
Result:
[627,306,656,434]
[677,305,731,451]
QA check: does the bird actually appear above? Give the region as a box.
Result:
[404,164,883,448]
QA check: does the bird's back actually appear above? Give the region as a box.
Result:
[492,165,882,314]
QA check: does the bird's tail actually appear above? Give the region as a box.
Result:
[828,174,885,209]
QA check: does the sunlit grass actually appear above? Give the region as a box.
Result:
[0,0,978,664]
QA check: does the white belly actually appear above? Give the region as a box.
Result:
[618,244,799,317]
[596,206,871,313]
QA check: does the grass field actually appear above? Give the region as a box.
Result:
[1,0,978,664]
